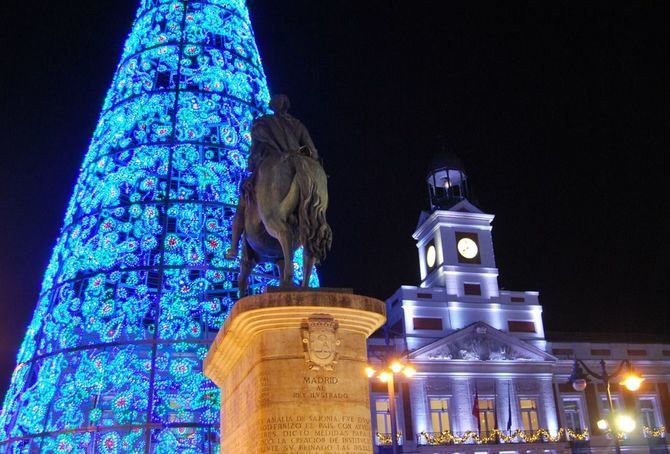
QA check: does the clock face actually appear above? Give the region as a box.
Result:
[426,245,436,268]
[457,238,479,259]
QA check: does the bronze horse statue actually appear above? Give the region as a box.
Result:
[237,148,332,296]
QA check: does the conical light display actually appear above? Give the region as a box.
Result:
[0,1,317,451]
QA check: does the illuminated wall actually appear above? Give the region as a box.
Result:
[0,0,316,451]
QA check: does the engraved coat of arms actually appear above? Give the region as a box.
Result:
[301,315,341,371]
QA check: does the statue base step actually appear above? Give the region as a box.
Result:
[265,286,354,294]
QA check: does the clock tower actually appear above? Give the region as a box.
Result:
[416,154,499,299]
[383,154,545,350]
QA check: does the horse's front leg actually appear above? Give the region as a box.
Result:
[302,249,315,287]
[238,240,253,297]
[276,232,295,287]
[276,259,285,283]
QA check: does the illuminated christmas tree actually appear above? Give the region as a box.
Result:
[0,1,316,451]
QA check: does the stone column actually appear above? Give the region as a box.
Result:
[508,380,521,431]
[540,378,559,433]
[451,378,473,433]
[204,290,386,454]
[409,379,429,434]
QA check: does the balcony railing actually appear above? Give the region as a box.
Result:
[376,432,403,446]
[418,428,589,446]
[643,426,666,438]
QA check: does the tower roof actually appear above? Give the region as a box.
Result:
[429,152,465,174]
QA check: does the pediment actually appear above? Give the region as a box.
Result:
[415,200,485,231]
[410,322,556,362]
[449,199,483,214]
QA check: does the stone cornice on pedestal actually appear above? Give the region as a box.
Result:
[204,290,386,387]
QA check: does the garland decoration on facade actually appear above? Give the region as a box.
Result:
[643,426,666,438]
[419,428,590,445]
[376,432,403,445]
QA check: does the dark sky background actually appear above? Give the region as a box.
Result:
[1,1,668,394]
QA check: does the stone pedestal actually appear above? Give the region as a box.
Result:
[204,290,386,454]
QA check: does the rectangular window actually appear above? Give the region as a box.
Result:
[464,283,482,296]
[552,348,574,356]
[591,349,611,356]
[562,397,585,431]
[508,321,536,333]
[639,397,660,430]
[429,398,450,433]
[520,398,540,431]
[511,296,525,302]
[375,399,392,436]
[413,317,443,330]
[417,293,432,299]
[478,398,496,434]
[600,395,621,416]
[627,349,647,356]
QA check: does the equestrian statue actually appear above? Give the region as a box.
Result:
[226,94,332,296]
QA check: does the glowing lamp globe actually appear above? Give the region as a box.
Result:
[621,373,644,392]
[403,365,416,378]
[614,414,636,433]
[390,362,403,374]
[572,378,588,392]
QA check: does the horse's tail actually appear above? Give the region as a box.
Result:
[291,156,332,263]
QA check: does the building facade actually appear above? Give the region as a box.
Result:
[368,156,670,453]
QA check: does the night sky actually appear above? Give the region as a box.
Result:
[1,1,668,394]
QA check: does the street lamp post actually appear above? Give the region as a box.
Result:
[568,359,644,454]
[366,361,416,454]
[386,371,399,454]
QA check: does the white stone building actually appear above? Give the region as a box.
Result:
[367,155,670,454]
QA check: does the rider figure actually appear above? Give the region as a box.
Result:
[225,94,319,259]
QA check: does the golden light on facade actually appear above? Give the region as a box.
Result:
[596,419,609,430]
[366,360,417,382]
[378,372,391,383]
[620,373,644,392]
[614,414,636,433]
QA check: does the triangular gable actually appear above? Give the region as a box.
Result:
[449,199,483,214]
[410,321,557,362]
[415,200,485,231]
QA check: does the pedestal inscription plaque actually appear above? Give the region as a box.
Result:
[204,291,386,454]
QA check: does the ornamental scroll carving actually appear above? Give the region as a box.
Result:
[301,314,341,371]
[428,325,532,361]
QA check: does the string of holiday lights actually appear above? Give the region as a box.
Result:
[417,428,590,446]
[0,1,317,451]
[643,426,666,438]
[376,432,403,445]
